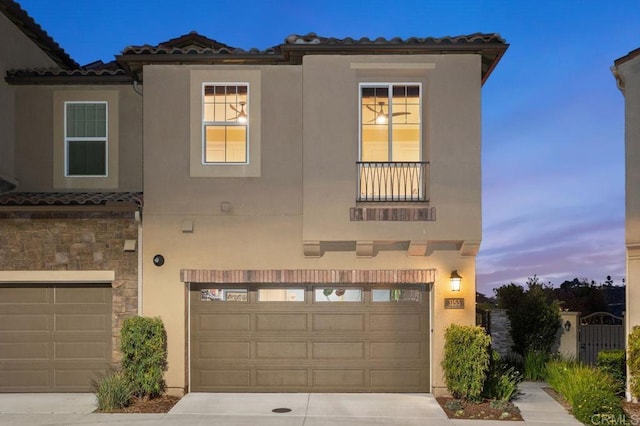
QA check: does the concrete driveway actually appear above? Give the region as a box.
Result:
[0,382,582,425]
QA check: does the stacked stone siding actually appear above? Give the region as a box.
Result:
[0,210,138,363]
[489,309,514,357]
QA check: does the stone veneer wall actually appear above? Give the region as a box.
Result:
[0,210,138,363]
[489,309,514,357]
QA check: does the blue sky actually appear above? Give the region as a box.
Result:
[18,0,640,294]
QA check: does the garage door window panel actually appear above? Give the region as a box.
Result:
[257,288,305,302]
[372,288,422,302]
[314,288,362,302]
[200,288,248,302]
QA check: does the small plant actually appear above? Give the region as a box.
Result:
[482,350,522,401]
[629,326,640,400]
[597,349,626,396]
[523,349,547,381]
[93,369,132,411]
[121,316,167,398]
[445,399,464,411]
[441,324,491,401]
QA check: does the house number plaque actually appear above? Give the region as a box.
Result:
[444,298,465,309]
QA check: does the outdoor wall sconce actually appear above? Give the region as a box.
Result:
[450,270,462,292]
[564,320,571,332]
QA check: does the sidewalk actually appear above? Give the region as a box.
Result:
[0,381,581,425]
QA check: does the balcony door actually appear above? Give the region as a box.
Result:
[359,84,425,201]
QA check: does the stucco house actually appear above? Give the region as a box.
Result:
[0,0,508,395]
[612,46,640,400]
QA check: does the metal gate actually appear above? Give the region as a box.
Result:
[579,312,625,365]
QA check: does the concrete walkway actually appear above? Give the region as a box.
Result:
[0,382,583,425]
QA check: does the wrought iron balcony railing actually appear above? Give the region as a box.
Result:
[357,161,429,202]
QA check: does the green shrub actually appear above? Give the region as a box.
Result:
[441,324,491,401]
[482,350,522,401]
[597,350,626,396]
[546,359,626,425]
[523,349,548,381]
[494,277,561,355]
[120,316,167,398]
[629,326,640,400]
[93,370,132,411]
[572,389,627,425]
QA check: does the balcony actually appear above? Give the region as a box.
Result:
[357,161,429,202]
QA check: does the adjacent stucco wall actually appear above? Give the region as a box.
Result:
[12,85,143,192]
[618,53,640,400]
[0,12,58,182]
[142,57,481,395]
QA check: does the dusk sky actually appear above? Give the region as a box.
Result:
[17,0,640,295]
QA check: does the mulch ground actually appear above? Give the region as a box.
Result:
[96,394,181,413]
[436,396,523,421]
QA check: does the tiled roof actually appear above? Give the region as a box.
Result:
[0,192,143,207]
[284,32,506,46]
[0,0,78,69]
[6,30,508,84]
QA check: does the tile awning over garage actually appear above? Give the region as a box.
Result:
[181,269,436,285]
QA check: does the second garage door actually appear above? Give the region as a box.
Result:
[190,284,430,392]
[0,283,112,392]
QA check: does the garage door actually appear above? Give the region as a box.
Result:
[190,284,429,392]
[0,284,112,392]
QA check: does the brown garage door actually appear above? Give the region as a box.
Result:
[0,284,112,392]
[190,284,429,392]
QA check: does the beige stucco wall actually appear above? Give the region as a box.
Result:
[141,56,481,395]
[12,85,143,192]
[0,12,58,182]
[618,53,640,400]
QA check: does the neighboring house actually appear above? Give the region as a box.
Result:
[0,0,508,396]
[612,46,640,400]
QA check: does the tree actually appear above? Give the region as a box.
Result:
[553,277,608,315]
[495,276,561,355]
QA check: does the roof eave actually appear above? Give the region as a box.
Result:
[5,73,133,85]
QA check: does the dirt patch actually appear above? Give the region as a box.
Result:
[436,397,523,421]
[97,395,181,413]
[542,387,572,412]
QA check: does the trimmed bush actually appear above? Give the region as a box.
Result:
[597,350,626,396]
[546,359,626,425]
[93,370,132,411]
[629,326,640,400]
[120,316,167,398]
[442,324,491,401]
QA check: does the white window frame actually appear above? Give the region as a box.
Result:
[201,83,250,165]
[64,101,109,177]
[358,82,423,161]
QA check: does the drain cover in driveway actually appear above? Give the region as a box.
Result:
[272,408,292,413]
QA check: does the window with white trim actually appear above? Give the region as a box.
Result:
[65,102,108,176]
[360,84,421,162]
[203,84,248,164]
[358,83,426,202]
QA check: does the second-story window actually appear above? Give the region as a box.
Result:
[360,84,421,162]
[358,84,425,201]
[203,84,248,164]
[65,102,108,176]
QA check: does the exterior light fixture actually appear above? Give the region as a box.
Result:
[450,270,462,292]
[564,320,571,332]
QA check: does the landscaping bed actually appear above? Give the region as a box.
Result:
[97,394,181,413]
[436,397,523,421]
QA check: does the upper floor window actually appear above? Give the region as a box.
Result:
[360,84,421,162]
[203,84,248,164]
[358,84,426,202]
[65,102,108,176]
